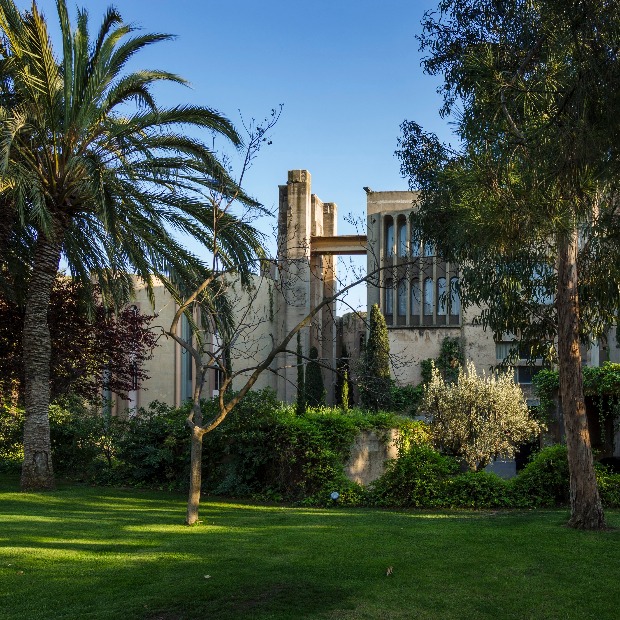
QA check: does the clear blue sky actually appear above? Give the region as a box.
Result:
[18,0,453,311]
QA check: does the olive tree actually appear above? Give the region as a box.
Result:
[421,362,542,472]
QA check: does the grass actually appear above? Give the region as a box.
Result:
[1,476,620,620]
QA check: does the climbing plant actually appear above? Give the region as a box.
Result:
[534,362,620,433]
[420,337,465,384]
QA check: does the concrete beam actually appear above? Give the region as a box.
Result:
[310,235,368,256]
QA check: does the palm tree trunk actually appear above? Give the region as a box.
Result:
[20,231,62,491]
[556,228,605,530]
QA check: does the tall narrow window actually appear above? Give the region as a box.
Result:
[181,313,193,402]
[411,232,420,257]
[385,218,394,257]
[398,220,407,257]
[397,279,407,316]
[450,277,460,316]
[385,278,393,315]
[437,277,447,315]
[423,241,434,257]
[411,280,421,316]
[423,278,433,316]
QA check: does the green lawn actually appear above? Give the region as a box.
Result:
[1,478,619,620]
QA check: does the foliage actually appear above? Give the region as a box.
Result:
[597,472,620,509]
[295,332,306,415]
[335,344,354,411]
[304,346,325,408]
[389,383,424,416]
[447,471,513,509]
[370,442,459,507]
[420,336,464,385]
[341,370,350,412]
[422,361,542,471]
[201,390,415,505]
[0,402,23,471]
[535,362,620,430]
[511,445,571,507]
[0,279,157,404]
[359,304,392,411]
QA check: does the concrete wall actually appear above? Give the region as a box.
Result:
[345,429,399,486]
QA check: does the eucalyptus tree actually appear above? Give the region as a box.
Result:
[397,0,620,528]
[0,0,264,490]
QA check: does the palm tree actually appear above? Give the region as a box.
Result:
[0,0,265,490]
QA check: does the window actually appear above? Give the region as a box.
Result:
[496,341,519,361]
[533,264,554,305]
[423,241,434,257]
[411,280,421,316]
[385,278,393,315]
[397,279,407,316]
[423,278,433,315]
[181,313,193,402]
[514,366,542,384]
[385,218,394,257]
[398,221,407,257]
[450,277,460,316]
[411,232,420,257]
[437,277,447,315]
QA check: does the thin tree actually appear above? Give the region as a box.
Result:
[304,346,325,408]
[0,0,262,490]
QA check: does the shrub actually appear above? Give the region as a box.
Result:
[447,471,512,508]
[597,472,620,508]
[113,401,190,488]
[511,444,570,506]
[370,443,459,507]
[0,402,24,472]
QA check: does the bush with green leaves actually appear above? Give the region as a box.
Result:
[201,390,418,504]
[370,443,459,507]
[422,361,542,471]
[447,471,512,508]
[511,444,570,507]
[0,402,24,472]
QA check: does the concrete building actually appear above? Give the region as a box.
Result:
[123,171,620,432]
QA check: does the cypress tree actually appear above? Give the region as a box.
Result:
[360,304,392,410]
[305,346,325,408]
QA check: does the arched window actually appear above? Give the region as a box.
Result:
[423,241,434,257]
[411,280,421,316]
[385,217,394,257]
[397,219,407,257]
[385,278,393,315]
[450,277,460,316]
[423,278,433,316]
[437,277,447,315]
[397,279,407,316]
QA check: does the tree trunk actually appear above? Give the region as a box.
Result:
[21,231,62,491]
[186,425,204,525]
[556,229,605,530]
